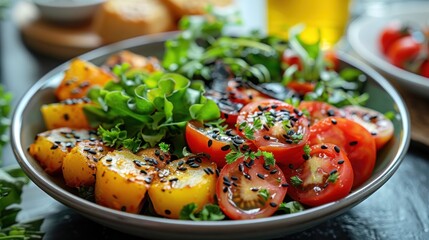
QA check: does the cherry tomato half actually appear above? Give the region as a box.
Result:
[379,21,411,54]
[343,105,394,150]
[227,79,271,105]
[308,117,376,188]
[216,156,288,220]
[236,99,310,167]
[387,35,422,68]
[298,101,345,125]
[282,143,353,207]
[185,120,253,168]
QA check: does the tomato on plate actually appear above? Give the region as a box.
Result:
[236,99,310,168]
[379,21,411,54]
[387,35,422,68]
[308,117,376,188]
[216,156,288,220]
[282,143,353,207]
[420,59,429,78]
[185,120,254,168]
[298,101,345,125]
[343,105,394,150]
[227,79,271,105]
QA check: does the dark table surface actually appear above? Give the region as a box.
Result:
[1,2,429,240]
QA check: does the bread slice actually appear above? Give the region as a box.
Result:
[93,0,174,44]
[161,0,232,19]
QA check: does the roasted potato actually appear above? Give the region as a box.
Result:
[55,59,113,101]
[95,149,168,213]
[62,139,111,188]
[104,50,161,73]
[148,154,218,219]
[29,128,98,174]
[41,98,94,130]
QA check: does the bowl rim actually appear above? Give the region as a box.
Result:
[10,31,411,235]
[33,0,105,8]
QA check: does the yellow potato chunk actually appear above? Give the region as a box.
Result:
[62,139,111,188]
[41,98,94,130]
[95,149,168,213]
[148,154,218,219]
[55,59,113,101]
[28,128,98,174]
[104,50,161,73]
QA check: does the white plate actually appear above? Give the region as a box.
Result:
[348,1,429,97]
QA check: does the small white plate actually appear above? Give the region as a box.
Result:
[348,1,429,97]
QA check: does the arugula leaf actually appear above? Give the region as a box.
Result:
[179,203,225,221]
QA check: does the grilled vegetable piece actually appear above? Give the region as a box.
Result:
[62,139,111,188]
[104,50,161,72]
[95,149,169,213]
[28,128,98,174]
[55,59,113,101]
[148,154,217,219]
[41,98,94,130]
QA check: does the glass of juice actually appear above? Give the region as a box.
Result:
[266,0,351,49]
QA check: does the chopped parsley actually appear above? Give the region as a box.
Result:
[290,176,303,187]
[179,203,225,221]
[159,142,170,153]
[327,171,339,183]
[278,201,305,214]
[258,189,270,202]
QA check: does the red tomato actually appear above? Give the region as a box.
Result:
[308,117,376,188]
[420,59,429,78]
[324,50,340,71]
[379,21,411,54]
[236,99,310,168]
[387,36,422,68]
[185,120,254,168]
[343,105,394,150]
[298,101,345,125]
[227,79,271,105]
[282,143,354,207]
[282,49,302,70]
[216,156,288,220]
[205,90,243,127]
[286,81,316,95]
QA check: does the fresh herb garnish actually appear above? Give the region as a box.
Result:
[225,149,276,166]
[179,203,225,221]
[290,176,303,187]
[327,171,339,183]
[159,142,170,153]
[0,85,11,163]
[258,189,270,202]
[278,201,305,214]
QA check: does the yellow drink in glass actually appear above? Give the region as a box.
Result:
[267,0,351,48]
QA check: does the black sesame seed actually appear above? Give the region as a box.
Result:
[203,168,211,175]
[327,109,335,116]
[50,144,59,150]
[269,202,277,207]
[154,149,160,156]
[281,183,289,187]
[263,164,270,171]
[223,176,230,182]
[223,181,231,187]
[331,119,337,125]
[371,131,377,136]
[338,160,345,164]
[223,186,228,193]
[288,164,294,169]
[224,113,229,119]
[215,168,220,177]
[106,158,113,162]
[140,169,147,175]
[169,178,178,182]
[334,146,340,153]
[221,145,231,151]
[251,187,258,192]
[144,178,152,184]
[207,168,214,174]
[165,209,171,215]
[303,154,310,160]
[270,169,278,174]
[257,173,265,180]
[349,141,358,146]
[238,164,244,172]
[321,145,328,149]
[330,169,338,175]
[63,114,70,121]
[285,139,293,144]
[263,135,270,140]
[207,139,213,148]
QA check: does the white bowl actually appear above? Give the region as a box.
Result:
[348,1,429,97]
[33,0,104,23]
[11,32,410,239]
